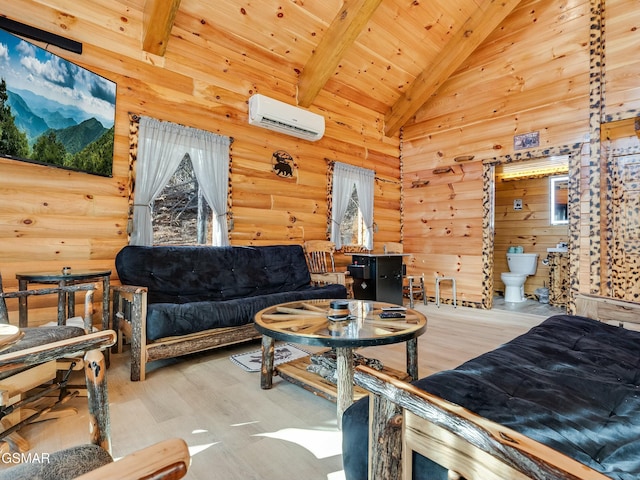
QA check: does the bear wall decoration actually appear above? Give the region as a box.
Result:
[271,150,296,178]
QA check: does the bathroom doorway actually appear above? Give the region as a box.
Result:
[481,146,582,311]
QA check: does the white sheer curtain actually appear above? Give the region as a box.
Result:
[330,162,375,250]
[190,133,231,246]
[130,116,231,246]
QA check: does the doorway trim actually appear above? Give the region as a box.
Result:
[480,144,584,310]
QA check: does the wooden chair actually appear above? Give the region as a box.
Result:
[303,240,354,297]
[0,276,189,480]
[0,272,116,453]
[383,242,427,308]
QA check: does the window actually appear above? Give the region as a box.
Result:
[330,162,374,250]
[340,184,366,247]
[152,154,212,245]
[130,116,231,246]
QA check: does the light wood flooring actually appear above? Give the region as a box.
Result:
[2,304,550,479]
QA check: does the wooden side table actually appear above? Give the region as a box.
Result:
[15,269,112,331]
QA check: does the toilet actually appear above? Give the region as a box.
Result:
[500,253,539,303]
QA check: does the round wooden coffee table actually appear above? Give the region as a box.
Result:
[254,299,427,426]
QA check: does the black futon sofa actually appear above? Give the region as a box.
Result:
[342,313,640,479]
[112,244,347,380]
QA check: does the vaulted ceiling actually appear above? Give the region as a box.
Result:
[142,0,522,137]
[3,0,523,138]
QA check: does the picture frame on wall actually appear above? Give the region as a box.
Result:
[514,131,540,150]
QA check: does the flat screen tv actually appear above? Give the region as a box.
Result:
[0,28,116,177]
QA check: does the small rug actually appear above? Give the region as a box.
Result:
[230,343,311,372]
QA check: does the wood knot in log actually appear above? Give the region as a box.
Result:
[411,180,430,188]
[390,414,403,428]
[499,431,519,443]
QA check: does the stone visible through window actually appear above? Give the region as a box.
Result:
[152,154,212,245]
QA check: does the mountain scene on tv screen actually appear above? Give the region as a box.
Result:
[0,30,116,177]
[0,79,114,176]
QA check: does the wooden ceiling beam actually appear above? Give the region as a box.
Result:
[297,0,383,108]
[384,0,522,137]
[142,0,182,56]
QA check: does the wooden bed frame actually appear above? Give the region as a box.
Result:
[352,294,640,480]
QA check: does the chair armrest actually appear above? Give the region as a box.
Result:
[75,438,190,480]
[110,284,148,331]
[0,330,117,373]
[0,282,97,300]
[110,285,147,327]
[0,282,97,330]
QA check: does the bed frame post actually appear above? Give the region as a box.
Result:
[368,389,403,479]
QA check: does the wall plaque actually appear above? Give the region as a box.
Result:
[514,131,539,150]
[272,150,296,178]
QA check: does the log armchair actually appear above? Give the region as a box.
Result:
[0,274,190,480]
[0,272,116,452]
[303,240,354,297]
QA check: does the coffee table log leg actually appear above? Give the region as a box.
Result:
[406,338,418,381]
[260,335,275,389]
[336,346,354,429]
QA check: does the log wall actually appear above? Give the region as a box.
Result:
[0,2,400,325]
[0,0,638,322]
[402,0,640,307]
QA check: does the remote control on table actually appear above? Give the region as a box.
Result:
[379,312,406,319]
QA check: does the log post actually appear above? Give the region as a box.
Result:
[129,289,146,381]
[406,337,418,380]
[336,346,354,429]
[260,335,275,389]
[84,348,111,454]
[369,392,403,479]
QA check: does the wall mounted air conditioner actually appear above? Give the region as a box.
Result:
[248,94,325,142]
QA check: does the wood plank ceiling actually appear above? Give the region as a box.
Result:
[141,0,521,137]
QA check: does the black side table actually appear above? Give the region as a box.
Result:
[16,269,111,331]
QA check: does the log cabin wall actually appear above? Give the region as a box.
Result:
[401,0,640,307]
[600,121,640,301]
[1,0,638,323]
[0,2,401,326]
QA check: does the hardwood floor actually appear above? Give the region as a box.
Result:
[1,304,550,479]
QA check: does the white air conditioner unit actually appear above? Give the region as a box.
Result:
[248,94,325,142]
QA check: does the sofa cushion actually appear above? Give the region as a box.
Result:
[116,245,316,304]
[146,283,346,340]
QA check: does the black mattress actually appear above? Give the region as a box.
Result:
[342,314,640,479]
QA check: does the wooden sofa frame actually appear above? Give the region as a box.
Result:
[353,293,640,480]
[111,285,261,381]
